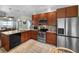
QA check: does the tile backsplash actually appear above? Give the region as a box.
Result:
[31,25,57,33]
[47,25,56,32]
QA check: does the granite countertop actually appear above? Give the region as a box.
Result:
[47,31,57,34]
[1,28,56,35]
[1,29,38,35]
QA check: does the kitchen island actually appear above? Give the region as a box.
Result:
[1,29,38,51]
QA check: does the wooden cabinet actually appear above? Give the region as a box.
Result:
[21,30,38,42]
[30,30,38,40]
[21,31,30,43]
[66,6,78,17]
[46,32,57,46]
[32,15,38,25]
[57,8,66,18]
[57,5,78,18]
[48,11,57,25]
[39,13,48,19]
[1,33,21,51]
[1,34,9,51]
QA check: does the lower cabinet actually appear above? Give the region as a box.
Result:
[21,30,38,43]
[1,33,21,51]
[31,30,38,40]
[1,30,57,51]
[46,32,57,46]
[21,31,30,43]
[1,34,9,51]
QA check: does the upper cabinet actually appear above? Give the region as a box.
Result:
[38,13,48,25]
[57,8,66,18]
[66,6,78,17]
[48,11,57,25]
[32,5,78,26]
[57,5,78,18]
[39,13,48,19]
[32,13,48,25]
[32,14,39,25]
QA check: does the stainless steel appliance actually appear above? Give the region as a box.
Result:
[38,31,46,43]
[57,36,66,47]
[39,19,48,25]
[57,17,79,52]
[57,18,66,49]
[57,18,66,35]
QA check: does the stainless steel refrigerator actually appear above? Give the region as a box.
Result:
[57,17,79,53]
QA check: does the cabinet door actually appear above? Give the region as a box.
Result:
[1,35,9,51]
[31,31,38,40]
[48,11,57,25]
[39,13,48,19]
[32,15,38,25]
[21,31,30,43]
[46,32,57,46]
[66,6,78,17]
[57,8,66,18]
[21,32,26,43]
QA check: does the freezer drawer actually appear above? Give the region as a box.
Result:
[65,37,79,53]
[57,36,66,47]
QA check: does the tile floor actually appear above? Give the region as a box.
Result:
[0,39,56,53]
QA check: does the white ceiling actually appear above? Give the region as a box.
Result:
[0,5,70,19]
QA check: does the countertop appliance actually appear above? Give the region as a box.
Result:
[57,17,79,53]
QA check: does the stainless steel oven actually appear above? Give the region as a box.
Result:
[38,31,46,43]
